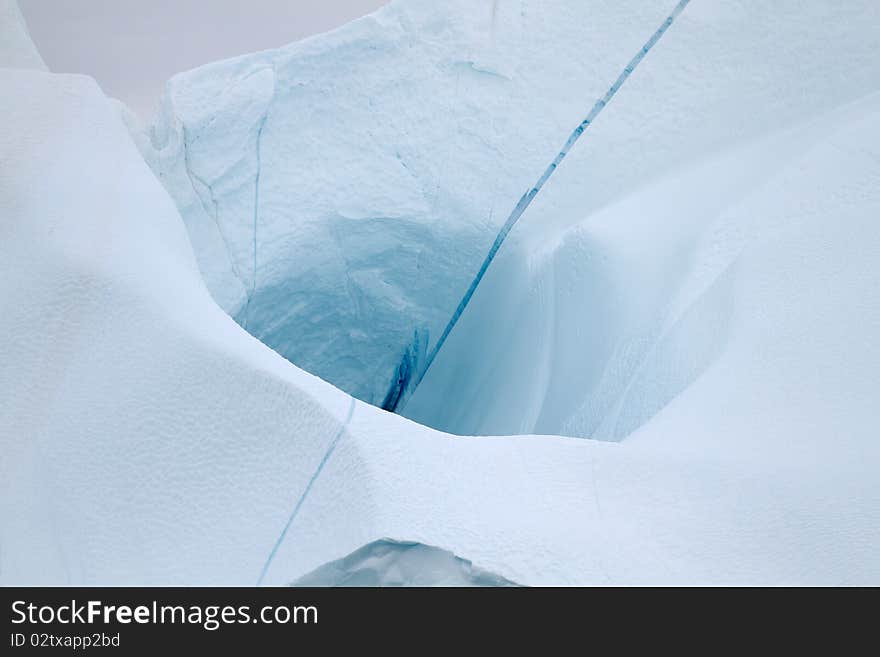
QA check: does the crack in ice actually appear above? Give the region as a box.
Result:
[176,67,276,330]
[256,396,357,586]
[390,0,692,412]
[180,122,252,305]
[243,102,272,331]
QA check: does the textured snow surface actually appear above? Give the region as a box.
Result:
[2,1,879,585]
[292,539,520,586]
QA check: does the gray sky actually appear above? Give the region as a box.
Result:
[20,0,388,119]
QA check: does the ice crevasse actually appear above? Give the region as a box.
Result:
[1,0,879,585]
[141,0,880,441]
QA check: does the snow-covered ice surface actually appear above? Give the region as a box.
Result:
[292,539,520,587]
[1,1,879,585]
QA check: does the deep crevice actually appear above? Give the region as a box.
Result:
[390,0,692,413]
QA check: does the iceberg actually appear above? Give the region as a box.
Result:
[1,0,879,586]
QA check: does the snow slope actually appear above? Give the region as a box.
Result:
[142,0,880,429]
[0,67,352,584]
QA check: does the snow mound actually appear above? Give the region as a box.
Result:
[292,539,520,587]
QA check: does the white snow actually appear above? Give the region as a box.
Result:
[1,0,878,585]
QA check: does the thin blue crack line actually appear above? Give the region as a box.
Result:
[256,396,357,586]
[398,0,692,409]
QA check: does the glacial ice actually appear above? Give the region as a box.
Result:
[141,0,700,409]
[388,0,692,411]
[2,0,880,586]
[142,0,880,441]
[292,539,521,587]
